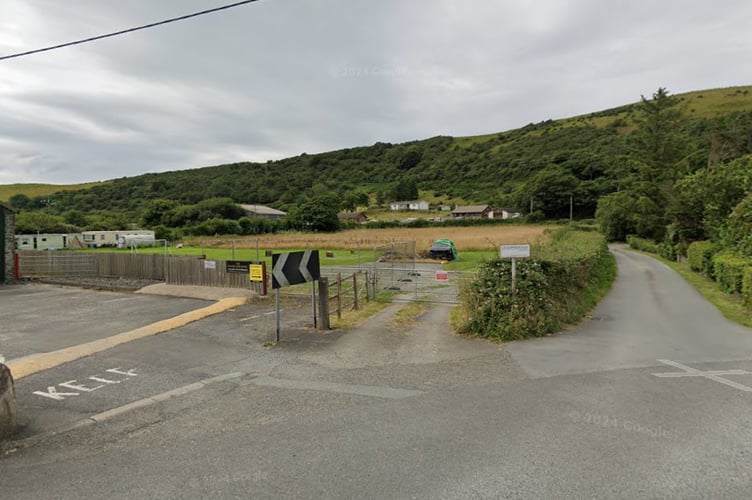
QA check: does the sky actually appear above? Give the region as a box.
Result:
[1,0,751,185]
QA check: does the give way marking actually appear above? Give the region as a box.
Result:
[652,359,752,392]
[33,367,138,401]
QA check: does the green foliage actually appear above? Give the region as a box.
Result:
[14,211,71,234]
[286,193,341,232]
[391,176,419,202]
[596,189,664,241]
[712,252,752,294]
[742,267,752,308]
[458,229,615,340]
[720,192,752,257]
[627,235,661,254]
[669,155,752,242]
[687,241,717,276]
[340,190,370,212]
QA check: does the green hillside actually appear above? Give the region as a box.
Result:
[0,182,105,203]
[4,85,752,242]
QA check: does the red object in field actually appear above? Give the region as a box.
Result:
[435,270,449,281]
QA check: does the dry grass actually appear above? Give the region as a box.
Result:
[189,225,550,254]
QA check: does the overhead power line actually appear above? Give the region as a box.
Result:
[0,0,261,61]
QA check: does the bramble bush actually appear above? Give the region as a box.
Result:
[457,228,615,341]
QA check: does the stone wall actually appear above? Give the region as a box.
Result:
[0,364,18,440]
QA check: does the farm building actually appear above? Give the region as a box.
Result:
[239,204,287,220]
[1,202,15,283]
[451,205,492,218]
[389,200,429,211]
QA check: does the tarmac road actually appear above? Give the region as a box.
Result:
[2,247,752,499]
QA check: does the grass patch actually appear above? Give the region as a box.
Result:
[328,291,394,330]
[392,301,430,328]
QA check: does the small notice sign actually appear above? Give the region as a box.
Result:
[226,260,252,274]
[499,244,530,259]
[204,260,217,270]
[435,270,449,281]
[250,263,265,282]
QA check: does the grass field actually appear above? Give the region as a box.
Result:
[113,224,551,269]
[184,224,549,253]
[0,182,105,202]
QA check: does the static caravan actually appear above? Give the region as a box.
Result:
[81,230,156,248]
[15,233,72,251]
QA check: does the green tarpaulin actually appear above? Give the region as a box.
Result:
[429,239,458,261]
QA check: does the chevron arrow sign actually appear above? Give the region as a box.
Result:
[271,250,321,289]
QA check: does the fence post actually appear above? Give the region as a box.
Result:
[337,272,342,319]
[353,272,359,310]
[318,277,330,330]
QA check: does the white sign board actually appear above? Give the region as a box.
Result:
[500,244,530,259]
[204,260,217,270]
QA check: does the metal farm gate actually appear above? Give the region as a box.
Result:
[366,240,476,304]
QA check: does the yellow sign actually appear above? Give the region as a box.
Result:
[250,264,264,282]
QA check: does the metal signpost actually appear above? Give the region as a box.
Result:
[271,250,321,342]
[499,244,531,292]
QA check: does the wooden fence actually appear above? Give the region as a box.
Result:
[327,270,370,320]
[16,252,266,294]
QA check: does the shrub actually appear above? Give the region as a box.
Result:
[627,235,660,254]
[687,241,717,276]
[743,267,752,308]
[712,252,752,294]
[457,229,615,341]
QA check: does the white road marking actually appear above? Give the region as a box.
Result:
[33,387,80,401]
[652,359,752,392]
[106,367,138,377]
[33,368,139,401]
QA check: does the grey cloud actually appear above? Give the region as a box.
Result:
[1,0,752,184]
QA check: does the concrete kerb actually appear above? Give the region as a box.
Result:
[6,296,248,380]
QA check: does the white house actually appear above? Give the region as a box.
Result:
[389,200,429,211]
[491,208,523,219]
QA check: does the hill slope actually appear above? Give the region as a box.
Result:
[5,85,752,224]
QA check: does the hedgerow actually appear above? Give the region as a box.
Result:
[742,267,752,308]
[687,241,717,277]
[712,252,752,295]
[457,228,615,341]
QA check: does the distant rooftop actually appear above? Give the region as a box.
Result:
[239,204,287,216]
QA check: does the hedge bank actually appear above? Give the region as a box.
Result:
[457,228,615,341]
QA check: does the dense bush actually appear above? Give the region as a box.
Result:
[712,252,752,294]
[458,229,615,340]
[687,241,717,277]
[627,235,661,253]
[743,267,752,308]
